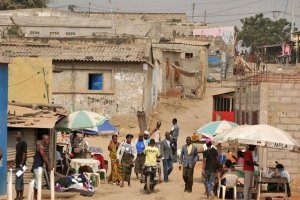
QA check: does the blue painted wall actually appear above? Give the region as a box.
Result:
[0,64,8,195]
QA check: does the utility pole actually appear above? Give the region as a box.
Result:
[89,1,91,14]
[204,10,207,25]
[108,0,116,34]
[192,3,195,23]
[291,0,295,40]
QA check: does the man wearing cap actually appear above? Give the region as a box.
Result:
[144,130,150,144]
[266,163,291,196]
[134,133,148,180]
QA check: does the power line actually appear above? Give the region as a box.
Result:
[9,71,41,87]
[195,0,247,5]
[188,10,274,18]
[207,0,264,15]
[283,0,289,17]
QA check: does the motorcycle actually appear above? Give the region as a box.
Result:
[143,165,158,194]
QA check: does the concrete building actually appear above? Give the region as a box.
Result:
[8,57,53,104]
[235,72,300,189]
[153,38,209,98]
[0,37,157,117]
[0,8,205,39]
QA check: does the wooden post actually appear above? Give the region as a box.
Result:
[50,170,55,200]
[7,169,12,200]
[37,167,43,200]
[27,180,34,200]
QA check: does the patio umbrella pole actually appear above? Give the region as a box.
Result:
[50,170,55,200]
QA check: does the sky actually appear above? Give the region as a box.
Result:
[49,0,300,29]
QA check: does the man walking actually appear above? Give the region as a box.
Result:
[32,135,53,200]
[134,133,147,180]
[15,131,27,200]
[160,131,174,182]
[179,137,198,193]
[202,140,218,198]
[244,145,257,200]
[170,118,179,155]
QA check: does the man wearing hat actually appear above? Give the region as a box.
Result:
[144,130,150,144]
[266,163,291,196]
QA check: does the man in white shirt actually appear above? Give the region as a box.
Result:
[267,164,291,182]
[150,121,161,148]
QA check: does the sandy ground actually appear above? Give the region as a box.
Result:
[4,83,299,200]
[72,83,235,200]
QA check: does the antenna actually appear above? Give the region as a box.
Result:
[192,3,196,23]
[204,10,207,25]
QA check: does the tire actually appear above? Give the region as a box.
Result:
[146,175,151,194]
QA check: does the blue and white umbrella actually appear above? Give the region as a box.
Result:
[196,120,238,138]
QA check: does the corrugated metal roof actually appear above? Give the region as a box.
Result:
[0,44,147,62]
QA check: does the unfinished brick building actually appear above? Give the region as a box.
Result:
[234,71,300,189]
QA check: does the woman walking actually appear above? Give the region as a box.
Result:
[117,134,136,187]
[108,135,121,185]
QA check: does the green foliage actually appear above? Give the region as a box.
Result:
[237,14,291,48]
[7,25,22,36]
[0,0,49,10]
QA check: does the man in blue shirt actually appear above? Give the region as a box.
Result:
[134,133,148,180]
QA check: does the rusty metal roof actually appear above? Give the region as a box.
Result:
[0,44,147,62]
[8,103,68,128]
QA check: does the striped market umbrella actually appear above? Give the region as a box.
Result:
[196,120,238,138]
[55,110,107,132]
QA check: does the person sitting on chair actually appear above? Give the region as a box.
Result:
[267,163,291,196]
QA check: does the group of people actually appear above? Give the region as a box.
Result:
[107,118,203,194]
[13,131,52,200]
[11,122,292,200]
[107,118,181,187]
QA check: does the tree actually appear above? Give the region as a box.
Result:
[237,14,291,49]
[0,0,49,10]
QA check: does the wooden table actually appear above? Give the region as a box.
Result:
[70,158,100,173]
[256,177,289,200]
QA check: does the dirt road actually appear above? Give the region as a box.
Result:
[74,84,232,200]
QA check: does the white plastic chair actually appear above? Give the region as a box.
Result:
[97,169,107,183]
[219,172,239,200]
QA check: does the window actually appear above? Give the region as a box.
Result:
[29,31,40,35]
[185,53,193,59]
[88,74,103,90]
[66,32,76,36]
[50,31,59,35]
[214,97,233,112]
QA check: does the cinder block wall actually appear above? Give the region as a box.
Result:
[266,82,300,189]
[235,82,300,189]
